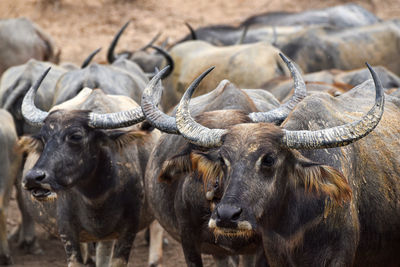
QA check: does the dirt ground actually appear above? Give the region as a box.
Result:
[0,0,399,266]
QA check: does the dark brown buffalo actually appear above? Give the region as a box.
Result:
[141,55,306,266]
[19,69,162,267]
[0,18,60,76]
[152,62,400,266]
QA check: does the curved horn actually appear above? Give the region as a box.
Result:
[176,67,227,147]
[139,32,162,51]
[81,47,101,68]
[148,45,174,78]
[141,66,179,134]
[248,53,306,124]
[88,106,145,129]
[21,68,51,127]
[107,21,130,63]
[185,22,197,40]
[282,63,384,149]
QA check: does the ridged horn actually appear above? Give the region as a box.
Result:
[282,63,384,149]
[148,45,174,78]
[81,47,101,68]
[248,53,306,124]
[107,21,130,63]
[176,67,228,147]
[141,66,178,134]
[21,68,51,127]
[185,22,197,40]
[139,32,162,51]
[88,106,145,129]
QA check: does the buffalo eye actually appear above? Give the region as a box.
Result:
[261,154,275,167]
[67,132,84,143]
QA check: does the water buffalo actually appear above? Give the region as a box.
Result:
[0,59,67,135]
[163,62,399,266]
[0,109,22,265]
[241,3,380,28]
[175,22,305,47]
[107,21,174,77]
[19,69,162,266]
[163,41,289,111]
[141,55,306,266]
[52,58,149,105]
[0,47,102,136]
[279,20,400,75]
[0,17,60,76]
[262,66,400,101]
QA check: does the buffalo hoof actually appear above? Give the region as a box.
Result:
[83,257,95,267]
[149,260,162,267]
[0,254,13,265]
[18,237,43,255]
[68,262,86,267]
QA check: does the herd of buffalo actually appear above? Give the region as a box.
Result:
[0,3,400,267]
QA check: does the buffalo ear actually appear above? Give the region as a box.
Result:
[158,147,192,183]
[295,157,352,204]
[18,135,43,154]
[107,129,148,150]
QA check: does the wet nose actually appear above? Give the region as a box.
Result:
[23,169,46,189]
[216,204,242,228]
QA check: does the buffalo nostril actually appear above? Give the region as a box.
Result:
[26,169,46,183]
[215,205,242,228]
[231,207,242,221]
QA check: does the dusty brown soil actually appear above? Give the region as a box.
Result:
[0,0,399,266]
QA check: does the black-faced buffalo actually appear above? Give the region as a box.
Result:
[0,18,60,75]
[279,20,400,75]
[0,109,22,265]
[107,21,174,77]
[141,55,306,266]
[155,62,399,266]
[163,41,289,111]
[19,70,162,266]
[241,3,380,28]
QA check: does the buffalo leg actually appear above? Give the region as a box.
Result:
[110,231,136,267]
[213,255,239,267]
[0,205,11,265]
[148,220,163,267]
[57,212,83,267]
[96,240,114,267]
[11,165,42,255]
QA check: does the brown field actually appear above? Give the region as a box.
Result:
[1,0,399,266]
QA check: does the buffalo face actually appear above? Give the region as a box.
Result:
[22,110,101,201]
[203,124,351,238]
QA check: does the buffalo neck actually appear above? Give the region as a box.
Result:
[74,146,116,200]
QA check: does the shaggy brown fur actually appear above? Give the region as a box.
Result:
[294,163,352,205]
